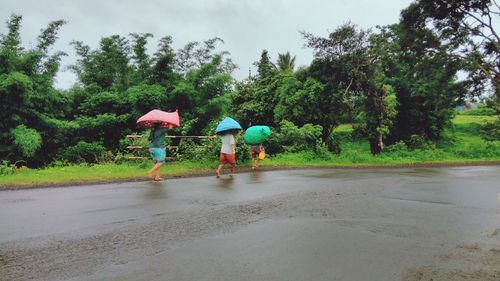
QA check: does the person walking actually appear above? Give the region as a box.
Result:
[147,123,173,181]
[216,131,236,178]
[250,144,264,170]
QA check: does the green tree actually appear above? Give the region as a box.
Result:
[0,14,69,165]
[274,75,326,127]
[302,23,375,141]
[71,35,132,92]
[276,51,296,72]
[129,33,153,84]
[355,86,398,154]
[255,49,276,79]
[169,55,234,135]
[150,36,180,90]
[404,0,499,96]
[232,50,280,128]
[231,78,259,128]
[386,6,465,141]
[175,37,234,75]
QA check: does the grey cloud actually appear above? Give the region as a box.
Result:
[0,0,412,89]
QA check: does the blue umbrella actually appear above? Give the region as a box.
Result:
[215,117,242,135]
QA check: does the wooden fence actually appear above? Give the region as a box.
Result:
[125,135,216,160]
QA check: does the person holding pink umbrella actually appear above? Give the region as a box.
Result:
[137,109,180,181]
[147,122,173,181]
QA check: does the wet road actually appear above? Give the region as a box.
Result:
[1,166,500,281]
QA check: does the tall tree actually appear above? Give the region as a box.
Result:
[0,14,69,165]
[169,54,234,135]
[232,50,279,127]
[301,23,376,141]
[403,0,499,109]
[71,35,132,92]
[129,33,153,84]
[389,5,466,141]
[255,49,276,79]
[276,51,296,72]
[151,35,179,90]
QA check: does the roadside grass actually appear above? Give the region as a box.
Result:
[261,115,499,167]
[1,115,499,188]
[0,160,217,187]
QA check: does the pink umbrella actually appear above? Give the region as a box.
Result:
[137,109,180,128]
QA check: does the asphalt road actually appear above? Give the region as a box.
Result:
[1,166,500,281]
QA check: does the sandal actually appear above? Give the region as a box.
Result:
[215,170,221,178]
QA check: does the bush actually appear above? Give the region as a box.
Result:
[407,135,426,150]
[461,107,496,116]
[455,122,482,135]
[0,160,14,175]
[385,141,408,153]
[176,138,219,162]
[454,141,500,158]
[481,122,500,141]
[11,125,42,158]
[313,141,333,160]
[270,121,323,153]
[326,133,341,154]
[350,124,366,140]
[61,141,106,163]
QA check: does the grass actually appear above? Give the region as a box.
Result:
[334,123,353,132]
[0,160,218,188]
[1,115,499,188]
[452,114,498,125]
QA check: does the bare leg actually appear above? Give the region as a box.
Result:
[229,163,235,177]
[148,162,163,180]
[154,163,164,181]
[216,164,224,178]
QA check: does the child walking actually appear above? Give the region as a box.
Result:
[250,144,264,170]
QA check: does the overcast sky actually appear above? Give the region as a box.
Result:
[1,0,413,89]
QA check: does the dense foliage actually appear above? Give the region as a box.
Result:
[1,2,499,167]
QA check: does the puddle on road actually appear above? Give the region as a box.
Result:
[215,178,235,189]
[143,185,168,200]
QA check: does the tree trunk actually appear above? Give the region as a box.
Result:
[369,137,382,154]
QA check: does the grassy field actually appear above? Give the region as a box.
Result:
[1,115,498,188]
[452,114,497,124]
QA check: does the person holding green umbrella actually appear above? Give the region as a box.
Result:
[244,125,271,170]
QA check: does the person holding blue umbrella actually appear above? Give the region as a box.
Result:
[215,117,242,178]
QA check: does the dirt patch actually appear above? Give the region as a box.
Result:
[403,267,500,281]
[405,244,500,281]
[489,229,500,238]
